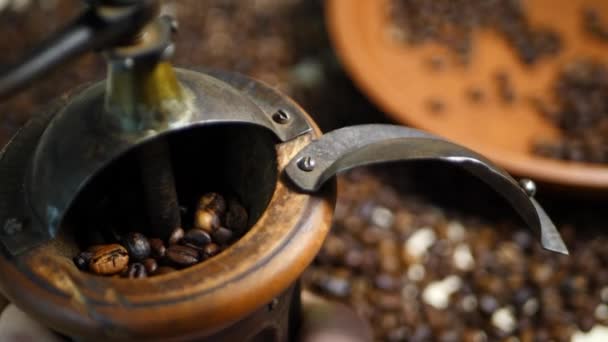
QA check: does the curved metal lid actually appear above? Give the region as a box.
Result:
[285,124,568,255]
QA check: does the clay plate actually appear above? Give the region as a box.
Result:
[327,0,608,190]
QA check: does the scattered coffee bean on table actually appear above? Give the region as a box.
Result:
[303,170,608,341]
[73,192,249,278]
[531,59,608,163]
[583,7,608,42]
[495,71,516,104]
[389,0,562,66]
[427,98,445,114]
[466,87,484,104]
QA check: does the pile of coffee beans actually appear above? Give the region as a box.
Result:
[303,169,608,341]
[532,59,608,163]
[389,0,562,65]
[584,7,608,43]
[73,192,248,278]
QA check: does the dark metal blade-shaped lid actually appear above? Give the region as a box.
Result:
[285,124,568,255]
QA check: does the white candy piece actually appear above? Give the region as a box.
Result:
[422,275,462,310]
[446,221,466,242]
[595,304,608,321]
[370,206,394,229]
[404,227,436,259]
[453,243,475,271]
[572,325,608,342]
[492,307,517,334]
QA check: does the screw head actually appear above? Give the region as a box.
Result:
[297,156,316,172]
[519,178,537,197]
[272,110,290,124]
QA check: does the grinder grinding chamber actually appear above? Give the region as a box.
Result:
[0,1,568,341]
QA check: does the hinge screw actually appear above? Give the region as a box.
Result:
[272,110,290,124]
[297,156,316,172]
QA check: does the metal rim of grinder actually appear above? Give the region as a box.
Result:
[0,0,568,341]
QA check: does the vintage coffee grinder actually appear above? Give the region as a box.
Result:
[0,1,568,340]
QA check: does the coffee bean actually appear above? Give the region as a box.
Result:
[374,273,399,291]
[466,87,484,103]
[88,244,129,275]
[427,55,445,71]
[143,258,158,274]
[428,98,445,114]
[183,228,212,247]
[343,249,364,269]
[149,238,166,258]
[166,245,200,267]
[126,263,147,278]
[73,251,93,270]
[212,227,234,245]
[495,71,515,104]
[202,243,221,258]
[74,190,245,277]
[225,199,248,234]
[198,192,227,214]
[122,232,150,261]
[194,209,221,233]
[168,227,185,245]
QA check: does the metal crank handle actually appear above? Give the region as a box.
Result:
[0,0,158,99]
[285,124,568,255]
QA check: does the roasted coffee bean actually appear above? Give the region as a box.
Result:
[122,232,150,261]
[168,227,185,245]
[166,245,200,266]
[198,192,227,214]
[143,258,158,274]
[183,228,212,247]
[126,263,147,278]
[212,227,234,245]
[496,71,515,104]
[225,199,248,233]
[74,190,246,277]
[202,243,221,258]
[427,55,445,71]
[194,209,221,233]
[73,251,93,270]
[149,238,166,258]
[428,98,444,114]
[466,87,484,103]
[88,244,129,275]
[154,266,176,276]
